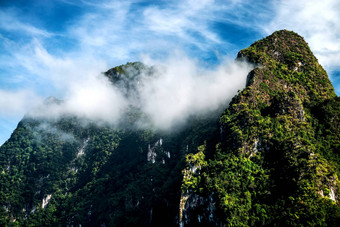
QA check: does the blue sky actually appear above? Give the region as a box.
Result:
[1,0,340,145]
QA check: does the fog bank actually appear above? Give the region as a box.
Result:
[28,53,252,130]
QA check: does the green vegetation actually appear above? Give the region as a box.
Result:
[181,30,340,226]
[0,98,219,226]
[1,30,339,226]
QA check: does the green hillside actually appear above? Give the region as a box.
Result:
[180,30,340,226]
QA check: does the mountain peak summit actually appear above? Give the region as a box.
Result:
[238,30,315,65]
[237,30,335,102]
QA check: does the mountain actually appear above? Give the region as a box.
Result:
[0,63,220,226]
[180,30,340,226]
[1,30,339,226]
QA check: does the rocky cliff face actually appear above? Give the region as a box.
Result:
[1,30,339,226]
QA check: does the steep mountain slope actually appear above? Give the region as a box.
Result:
[180,30,340,226]
[0,63,220,226]
[1,30,339,227]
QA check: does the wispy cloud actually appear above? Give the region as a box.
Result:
[0,9,54,37]
[0,0,237,103]
[27,52,252,131]
[143,0,221,46]
[139,53,252,129]
[64,0,231,63]
[0,89,42,118]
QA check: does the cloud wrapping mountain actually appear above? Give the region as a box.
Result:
[1,0,340,144]
[28,53,252,130]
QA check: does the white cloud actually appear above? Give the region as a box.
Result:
[25,53,252,130]
[264,0,340,70]
[143,0,221,47]
[0,89,43,118]
[60,74,127,123]
[10,38,109,94]
[139,53,252,129]
[11,39,128,124]
[28,74,128,125]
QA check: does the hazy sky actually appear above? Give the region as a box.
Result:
[1,0,340,144]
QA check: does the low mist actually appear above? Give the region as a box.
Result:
[139,54,253,129]
[27,53,253,131]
